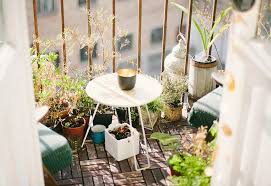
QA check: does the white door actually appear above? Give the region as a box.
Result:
[0,0,44,185]
[212,0,271,186]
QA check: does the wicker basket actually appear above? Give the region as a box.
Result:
[163,104,182,122]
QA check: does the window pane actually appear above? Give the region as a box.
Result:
[117,34,133,52]
[151,27,163,43]
[80,44,98,62]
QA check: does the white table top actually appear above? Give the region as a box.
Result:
[86,73,162,107]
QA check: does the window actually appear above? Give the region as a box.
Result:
[78,0,96,7]
[54,51,60,68]
[117,34,133,52]
[151,27,163,43]
[37,0,56,15]
[80,44,98,62]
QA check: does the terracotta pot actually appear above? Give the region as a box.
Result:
[54,105,72,119]
[62,119,86,150]
[163,104,182,122]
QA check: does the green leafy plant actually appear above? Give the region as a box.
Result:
[144,98,163,113]
[171,2,232,61]
[168,153,210,186]
[150,132,180,153]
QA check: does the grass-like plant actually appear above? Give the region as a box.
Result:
[171,2,232,62]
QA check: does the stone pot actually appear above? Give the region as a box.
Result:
[188,54,217,99]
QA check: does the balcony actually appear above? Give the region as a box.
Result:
[0,0,271,186]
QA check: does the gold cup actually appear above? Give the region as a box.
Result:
[117,68,137,90]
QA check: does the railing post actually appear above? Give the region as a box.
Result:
[112,0,116,72]
[161,0,168,73]
[137,0,142,71]
[179,11,184,33]
[209,0,218,55]
[184,0,193,75]
[60,0,67,75]
[87,0,92,74]
[32,0,40,55]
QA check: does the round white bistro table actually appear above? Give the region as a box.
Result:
[81,73,162,171]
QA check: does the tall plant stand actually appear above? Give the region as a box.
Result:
[81,73,162,171]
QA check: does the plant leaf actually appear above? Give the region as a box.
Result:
[208,24,230,49]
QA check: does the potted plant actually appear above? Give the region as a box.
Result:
[141,98,163,129]
[172,2,232,98]
[161,73,188,122]
[105,123,140,161]
[61,112,86,150]
[151,126,215,185]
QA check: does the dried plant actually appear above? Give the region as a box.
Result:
[32,8,129,76]
[161,73,188,108]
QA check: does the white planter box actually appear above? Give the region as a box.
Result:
[105,123,140,161]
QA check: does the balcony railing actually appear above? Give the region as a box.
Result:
[31,0,218,75]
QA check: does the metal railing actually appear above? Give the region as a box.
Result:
[32,0,218,76]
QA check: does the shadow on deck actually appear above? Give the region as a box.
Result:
[54,119,192,186]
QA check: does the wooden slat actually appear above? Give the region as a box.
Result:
[137,0,142,71]
[32,0,40,55]
[87,0,93,74]
[142,170,156,186]
[184,0,193,75]
[60,0,67,74]
[209,0,218,55]
[112,0,116,72]
[160,0,169,73]
[95,144,107,158]
[152,168,166,185]
[119,160,131,172]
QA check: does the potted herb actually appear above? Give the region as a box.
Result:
[161,73,188,122]
[61,112,86,150]
[141,98,163,129]
[172,2,231,98]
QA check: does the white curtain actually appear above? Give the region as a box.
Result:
[0,0,44,185]
[212,0,271,185]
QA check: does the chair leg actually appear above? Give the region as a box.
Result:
[43,165,58,186]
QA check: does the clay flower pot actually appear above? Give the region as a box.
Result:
[62,118,86,150]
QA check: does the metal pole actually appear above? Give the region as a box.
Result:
[184,0,193,75]
[112,0,116,72]
[209,0,218,55]
[87,0,92,74]
[160,0,168,73]
[137,0,142,71]
[180,11,184,33]
[60,0,67,75]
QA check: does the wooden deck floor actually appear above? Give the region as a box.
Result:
[54,119,192,186]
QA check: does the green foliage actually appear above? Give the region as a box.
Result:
[131,109,139,122]
[208,120,218,150]
[145,98,163,113]
[168,153,210,186]
[150,132,180,153]
[171,2,232,56]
